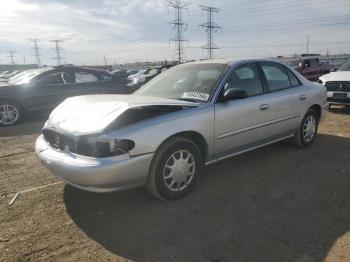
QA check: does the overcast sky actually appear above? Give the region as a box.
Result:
[0,0,349,66]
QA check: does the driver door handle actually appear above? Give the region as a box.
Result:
[299,94,307,100]
[259,104,270,110]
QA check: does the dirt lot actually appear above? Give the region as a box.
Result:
[0,108,349,262]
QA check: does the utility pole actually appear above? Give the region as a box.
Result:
[168,0,189,63]
[104,55,107,66]
[23,55,26,64]
[29,39,41,67]
[306,35,309,54]
[7,51,16,65]
[51,40,63,65]
[199,5,221,59]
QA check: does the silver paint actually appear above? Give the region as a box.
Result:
[36,59,328,193]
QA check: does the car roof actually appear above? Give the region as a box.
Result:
[52,65,112,75]
[187,58,288,66]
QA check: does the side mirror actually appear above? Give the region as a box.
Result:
[221,88,248,102]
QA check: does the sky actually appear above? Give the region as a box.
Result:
[0,0,349,66]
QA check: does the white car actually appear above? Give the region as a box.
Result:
[319,59,350,108]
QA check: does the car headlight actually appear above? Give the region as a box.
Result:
[81,138,135,157]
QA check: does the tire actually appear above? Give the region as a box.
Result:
[0,100,22,126]
[146,136,203,201]
[290,109,319,148]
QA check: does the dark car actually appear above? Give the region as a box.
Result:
[0,65,131,126]
[287,57,331,81]
[128,65,174,89]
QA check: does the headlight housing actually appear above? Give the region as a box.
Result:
[79,137,135,157]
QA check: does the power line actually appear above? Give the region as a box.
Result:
[7,51,16,65]
[51,40,64,65]
[219,3,349,20]
[199,5,221,60]
[168,0,190,63]
[29,39,41,67]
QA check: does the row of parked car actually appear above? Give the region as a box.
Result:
[1,58,349,127]
[0,64,174,126]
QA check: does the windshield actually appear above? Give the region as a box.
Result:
[338,60,350,71]
[136,63,227,102]
[8,68,52,85]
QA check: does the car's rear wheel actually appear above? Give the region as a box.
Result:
[146,136,203,200]
[291,109,319,148]
[0,100,22,126]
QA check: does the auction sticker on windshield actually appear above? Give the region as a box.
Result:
[181,92,209,101]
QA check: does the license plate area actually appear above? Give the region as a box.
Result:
[333,92,347,98]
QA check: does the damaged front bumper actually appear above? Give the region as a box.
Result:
[35,135,153,193]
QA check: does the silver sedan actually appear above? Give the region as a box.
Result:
[35,59,327,200]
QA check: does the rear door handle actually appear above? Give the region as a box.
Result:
[259,104,270,110]
[299,94,307,100]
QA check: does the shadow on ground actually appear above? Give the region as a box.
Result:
[64,134,350,262]
[328,105,350,115]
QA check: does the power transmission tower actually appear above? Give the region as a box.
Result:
[199,5,221,59]
[51,40,64,65]
[29,39,41,67]
[7,51,16,64]
[168,0,189,63]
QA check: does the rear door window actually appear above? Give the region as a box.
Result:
[260,62,291,92]
[39,72,73,85]
[75,72,98,83]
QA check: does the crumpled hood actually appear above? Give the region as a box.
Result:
[320,71,350,82]
[45,94,198,136]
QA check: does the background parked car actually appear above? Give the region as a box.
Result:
[319,58,350,108]
[287,57,331,81]
[0,65,131,126]
[127,69,147,80]
[127,65,174,89]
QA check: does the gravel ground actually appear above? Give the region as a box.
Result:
[0,108,349,262]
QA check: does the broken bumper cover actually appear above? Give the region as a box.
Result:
[35,135,153,193]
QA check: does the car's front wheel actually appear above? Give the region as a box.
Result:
[291,109,319,148]
[146,136,203,200]
[0,100,22,126]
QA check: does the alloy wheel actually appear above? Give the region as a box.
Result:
[0,104,19,125]
[303,115,316,143]
[163,149,195,192]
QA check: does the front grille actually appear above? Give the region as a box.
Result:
[42,129,77,152]
[325,81,350,92]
